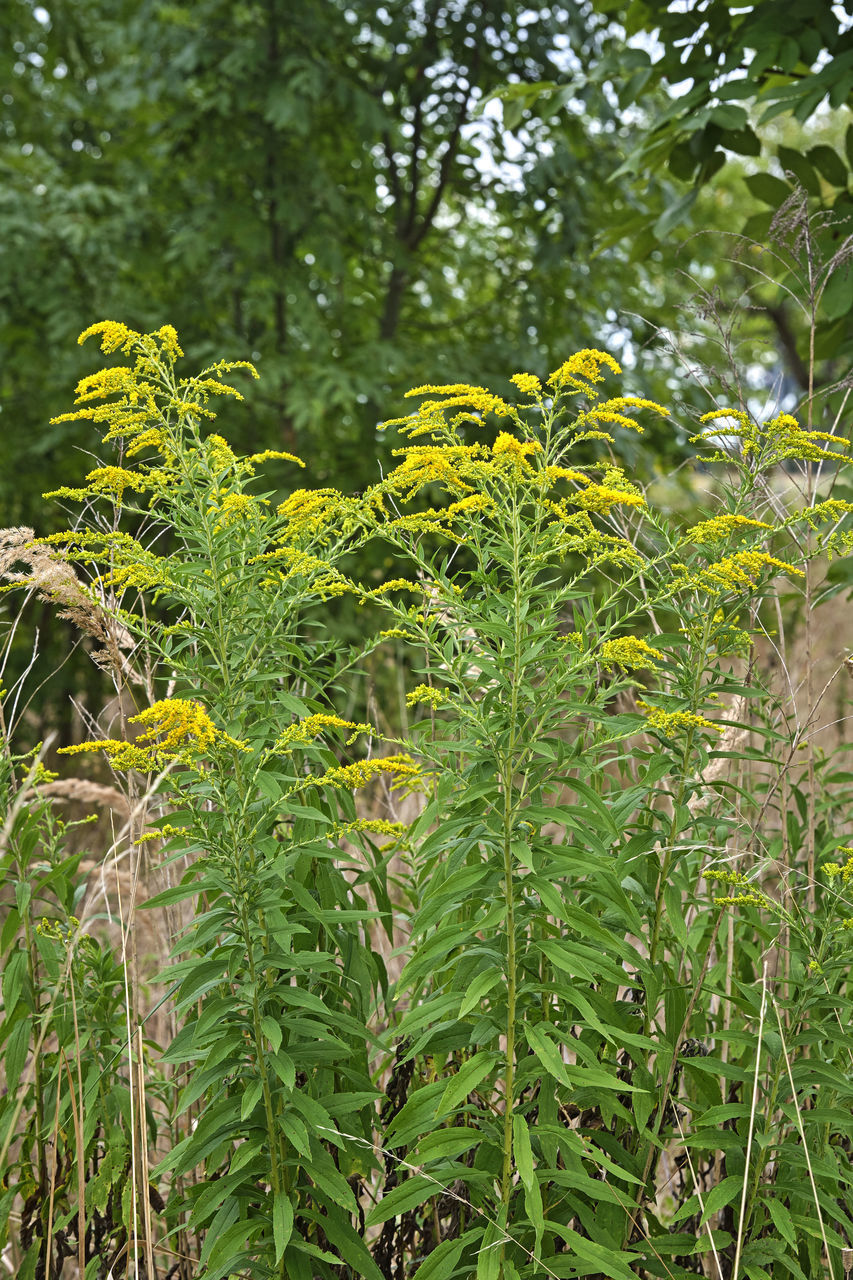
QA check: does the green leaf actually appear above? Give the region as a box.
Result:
[260,1015,282,1052]
[438,1052,498,1114]
[765,1196,797,1249]
[700,1174,743,1224]
[821,267,853,321]
[744,173,792,206]
[458,969,502,1018]
[240,1078,264,1121]
[525,1024,570,1087]
[365,1174,439,1228]
[272,1190,294,1262]
[808,144,848,188]
[476,1220,503,1280]
[408,1234,471,1280]
[512,1114,535,1191]
[777,147,820,196]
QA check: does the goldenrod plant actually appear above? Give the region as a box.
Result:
[2,304,853,1279]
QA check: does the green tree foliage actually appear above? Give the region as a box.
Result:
[0,0,747,525]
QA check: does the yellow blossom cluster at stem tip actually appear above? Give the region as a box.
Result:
[692,550,804,592]
[638,701,723,736]
[598,637,659,672]
[695,407,850,465]
[274,714,374,751]
[823,847,853,883]
[703,868,773,910]
[402,384,511,419]
[548,349,621,391]
[682,514,772,544]
[510,372,542,396]
[314,754,421,791]
[405,684,449,708]
[58,698,248,771]
[492,432,542,468]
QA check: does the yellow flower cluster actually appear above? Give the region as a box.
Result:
[822,847,853,883]
[314,754,421,791]
[492,433,542,469]
[363,578,423,598]
[599,637,659,672]
[75,366,138,403]
[58,698,247,771]
[276,488,350,542]
[386,446,483,499]
[135,823,191,846]
[510,373,542,396]
[403,383,512,418]
[692,550,804,592]
[549,349,621,391]
[572,482,646,515]
[44,465,150,504]
[695,408,850,466]
[704,868,773,911]
[274,713,373,751]
[585,396,670,434]
[405,684,449,708]
[78,320,142,355]
[247,449,305,469]
[251,545,358,598]
[211,492,269,532]
[682,514,772,544]
[640,702,722,736]
[333,818,408,840]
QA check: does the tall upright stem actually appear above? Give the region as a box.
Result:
[499,492,524,1266]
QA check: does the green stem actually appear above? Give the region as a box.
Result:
[240,901,287,1205]
[499,488,525,1269]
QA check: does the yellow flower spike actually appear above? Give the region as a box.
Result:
[155,325,184,359]
[491,433,542,469]
[314,754,422,791]
[598,637,659,672]
[405,684,449,708]
[403,384,511,418]
[638,701,723,736]
[682,514,772,544]
[510,372,542,396]
[78,321,141,354]
[58,698,248,771]
[548,349,621,390]
[586,395,670,433]
[247,449,306,468]
[274,713,374,752]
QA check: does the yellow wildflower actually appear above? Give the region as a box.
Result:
[43,465,149,503]
[404,384,511,418]
[639,702,722,736]
[212,493,268,531]
[78,320,141,354]
[549,349,621,391]
[274,713,374,751]
[682,514,772,544]
[599,637,659,672]
[492,433,542,469]
[246,449,306,468]
[74,367,137,402]
[694,550,804,592]
[510,372,542,396]
[314,754,421,791]
[156,325,184,359]
[822,847,853,883]
[58,698,248,771]
[405,684,449,708]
